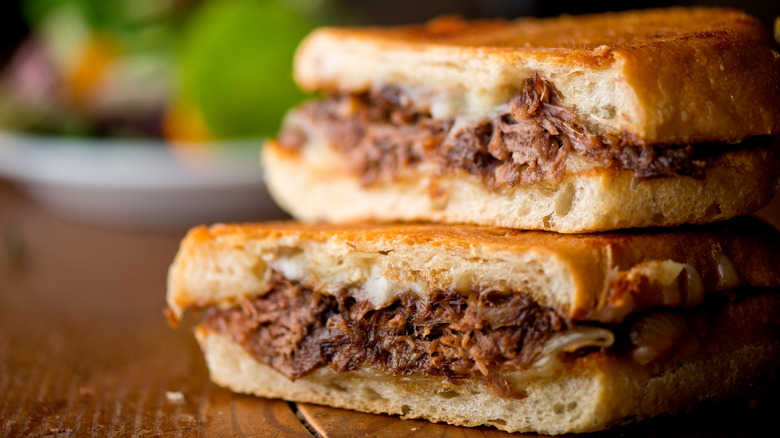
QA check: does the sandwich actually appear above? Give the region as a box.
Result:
[166,218,780,434]
[262,8,780,233]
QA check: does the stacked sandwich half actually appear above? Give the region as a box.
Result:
[167,8,780,434]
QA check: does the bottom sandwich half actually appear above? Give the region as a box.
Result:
[167,220,780,434]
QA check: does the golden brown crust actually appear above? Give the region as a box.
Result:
[303,9,766,58]
[167,218,780,323]
[294,7,780,145]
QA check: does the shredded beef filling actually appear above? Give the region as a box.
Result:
[278,74,714,190]
[200,274,570,396]
[199,275,768,399]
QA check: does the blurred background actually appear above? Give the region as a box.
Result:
[0,0,777,229]
[0,0,777,142]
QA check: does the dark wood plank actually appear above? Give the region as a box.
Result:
[0,182,312,437]
[197,383,312,437]
[297,403,534,438]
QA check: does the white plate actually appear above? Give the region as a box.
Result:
[0,132,289,229]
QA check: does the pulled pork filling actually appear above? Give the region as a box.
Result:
[278,74,713,190]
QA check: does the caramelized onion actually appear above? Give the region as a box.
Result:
[679,265,705,308]
[531,326,615,374]
[642,260,703,308]
[712,246,740,290]
[629,311,689,365]
[599,260,705,323]
[501,326,615,383]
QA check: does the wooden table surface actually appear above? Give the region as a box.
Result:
[1,180,779,438]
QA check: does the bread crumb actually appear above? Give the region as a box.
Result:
[592,45,611,56]
[78,386,93,398]
[166,391,186,403]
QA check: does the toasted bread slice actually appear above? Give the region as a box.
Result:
[294,8,780,145]
[167,218,780,324]
[263,138,780,233]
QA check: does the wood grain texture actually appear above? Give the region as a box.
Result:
[1,180,779,437]
[0,182,311,438]
[297,403,532,438]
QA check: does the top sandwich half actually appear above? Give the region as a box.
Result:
[293,7,780,144]
[264,8,780,233]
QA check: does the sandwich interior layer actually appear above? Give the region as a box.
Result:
[198,270,779,401]
[197,287,780,434]
[277,74,776,191]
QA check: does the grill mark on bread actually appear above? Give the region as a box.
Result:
[278,74,718,190]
